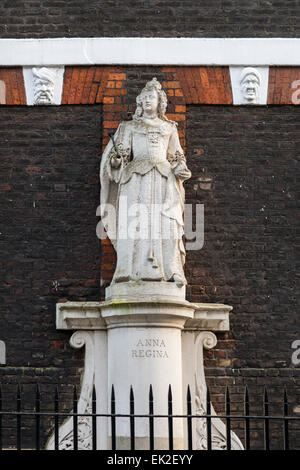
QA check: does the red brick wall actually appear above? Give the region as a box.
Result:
[268,67,300,104]
[1,65,300,108]
[0,68,26,105]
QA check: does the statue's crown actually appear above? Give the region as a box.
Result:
[144,77,162,91]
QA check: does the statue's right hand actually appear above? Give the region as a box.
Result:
[110,155,122,168]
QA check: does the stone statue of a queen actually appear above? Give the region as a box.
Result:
[100,78,191,289]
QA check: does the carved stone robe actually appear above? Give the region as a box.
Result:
[100,117,191,285]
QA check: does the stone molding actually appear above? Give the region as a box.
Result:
[56,302,106,330]
[0,38,299,66]
[56,300,231,332]
[185,303,231,332]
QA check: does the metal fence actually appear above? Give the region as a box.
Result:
[0,384,299,451]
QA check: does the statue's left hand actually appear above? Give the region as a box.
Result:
[173,165,191,180]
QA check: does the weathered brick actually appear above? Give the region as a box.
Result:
[103,96,114,104]
[0,1,298,39]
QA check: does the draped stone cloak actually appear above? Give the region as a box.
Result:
[100,117,191,285]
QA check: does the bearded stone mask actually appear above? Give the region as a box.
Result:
[32,67,57,105]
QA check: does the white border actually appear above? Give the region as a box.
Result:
[0,38,299,66]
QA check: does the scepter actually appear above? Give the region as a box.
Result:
[108,131,122,161]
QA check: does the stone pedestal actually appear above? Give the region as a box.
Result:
[102,294,194,450]
[46,287,243,450]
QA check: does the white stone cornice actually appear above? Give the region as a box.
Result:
[56,300,232,332]
[0,37,299,66]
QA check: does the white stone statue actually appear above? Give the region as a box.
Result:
[100,78,191,288]
[32,67,57,105]
[239,67,261,104]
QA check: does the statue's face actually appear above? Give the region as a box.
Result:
[140,89,159,114]
[241,74,259,102]
[33,77,54,105]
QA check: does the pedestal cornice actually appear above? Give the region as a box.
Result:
[56,302,106,330]
[185,303,232,332]
[56,299,232,332]
[101,298,195,330]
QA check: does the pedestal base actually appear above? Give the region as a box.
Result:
[46,298,243,450]
[105,280,186,302]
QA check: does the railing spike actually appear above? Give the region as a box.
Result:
[0,384,2,451]
[168,384,172,401]
[206,386,212,451]
[264,386,269,405]
[92,384,97,450]
[149,384,154,450]
[283,387,289,450]
[263,386,270,450]
[54,385,59,451]
[168,385,173,451]
[225,386,231,450]
[187,385,193,451]
[16,383,22,451]
[244,385,250,450]
[149,384,153,401]
[35,383,41,450]
[73,385,78,450]
[111,384,116,451]
[130,386,135,450]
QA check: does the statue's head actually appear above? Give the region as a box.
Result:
[239,67,261,104]
[134,77,168,119]
[32,67,57,105]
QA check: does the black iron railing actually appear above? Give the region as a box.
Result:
[0,384,299,451]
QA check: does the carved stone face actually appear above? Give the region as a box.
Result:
[140,89,159,115]
[240,73,260,103]
[32,67,56,105]
[33,77,54,104]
